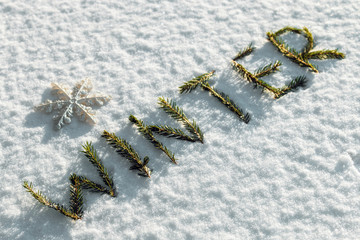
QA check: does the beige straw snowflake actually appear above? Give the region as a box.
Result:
[35,78,111,130]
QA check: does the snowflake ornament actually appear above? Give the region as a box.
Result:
[35,78,111,130]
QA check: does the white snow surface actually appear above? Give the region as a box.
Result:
[1,0,360,239]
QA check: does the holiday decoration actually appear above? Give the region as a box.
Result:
[35,78,111,130]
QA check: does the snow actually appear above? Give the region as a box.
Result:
[1,0,360,239]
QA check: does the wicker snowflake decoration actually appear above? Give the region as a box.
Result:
[35,78,111,130]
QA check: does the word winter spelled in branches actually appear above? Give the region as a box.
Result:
[23,26,345,221]
[23,142,115,220]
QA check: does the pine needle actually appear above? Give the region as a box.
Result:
[129,115,177,164]
[81,142,116,196]
[201,82,251,124]
[233,43,255,61]
[157,97,204,143]
[23,181,82,220]
[179,70,215,94]
[102,130,152,177]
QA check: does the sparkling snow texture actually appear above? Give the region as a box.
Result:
[1,0,360,239]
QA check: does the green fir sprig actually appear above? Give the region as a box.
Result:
[102,130,152,177]
[306,50,345,60]
[179,71,250,123]
[232,60,282,97]
[277,76,308,98]
[23,143,116,220]
[179,70,215,94]
[200,81,251,123]
[254,60,282,78]
[232,46,307,99]
[69,174,84,218]
[148,125,195,142]
[157,97,204,143]
[81,142,116,196]
[266,26,345,73]
[233,43,255,61]
[75,175,110,195]
[23,181,82,220]
[129,115,177,164]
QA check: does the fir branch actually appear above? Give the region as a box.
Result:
[232,60,257,83]
[267,26,345,73]
[274,26,303,35]
[69,174,84,218]
[233,43,255,61]
[276,76,308,98]
[302,27,314,54]
[273,26,313,54]
[76,175,111,195]
[287,75,308,89]
[23,181,82,220]
[232,60,281,96]
[232,59,307,99]
[102,130,152,178]
[157,97,204,143]
[23,143,116,220]
[306,50,345,59]
[254,61,282,78]
[81,142,116,196]
[200,82,251,124]
[267,31,317,72]
[148,125,195,142]
[129,115,177,164]
[179,70,215,94]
